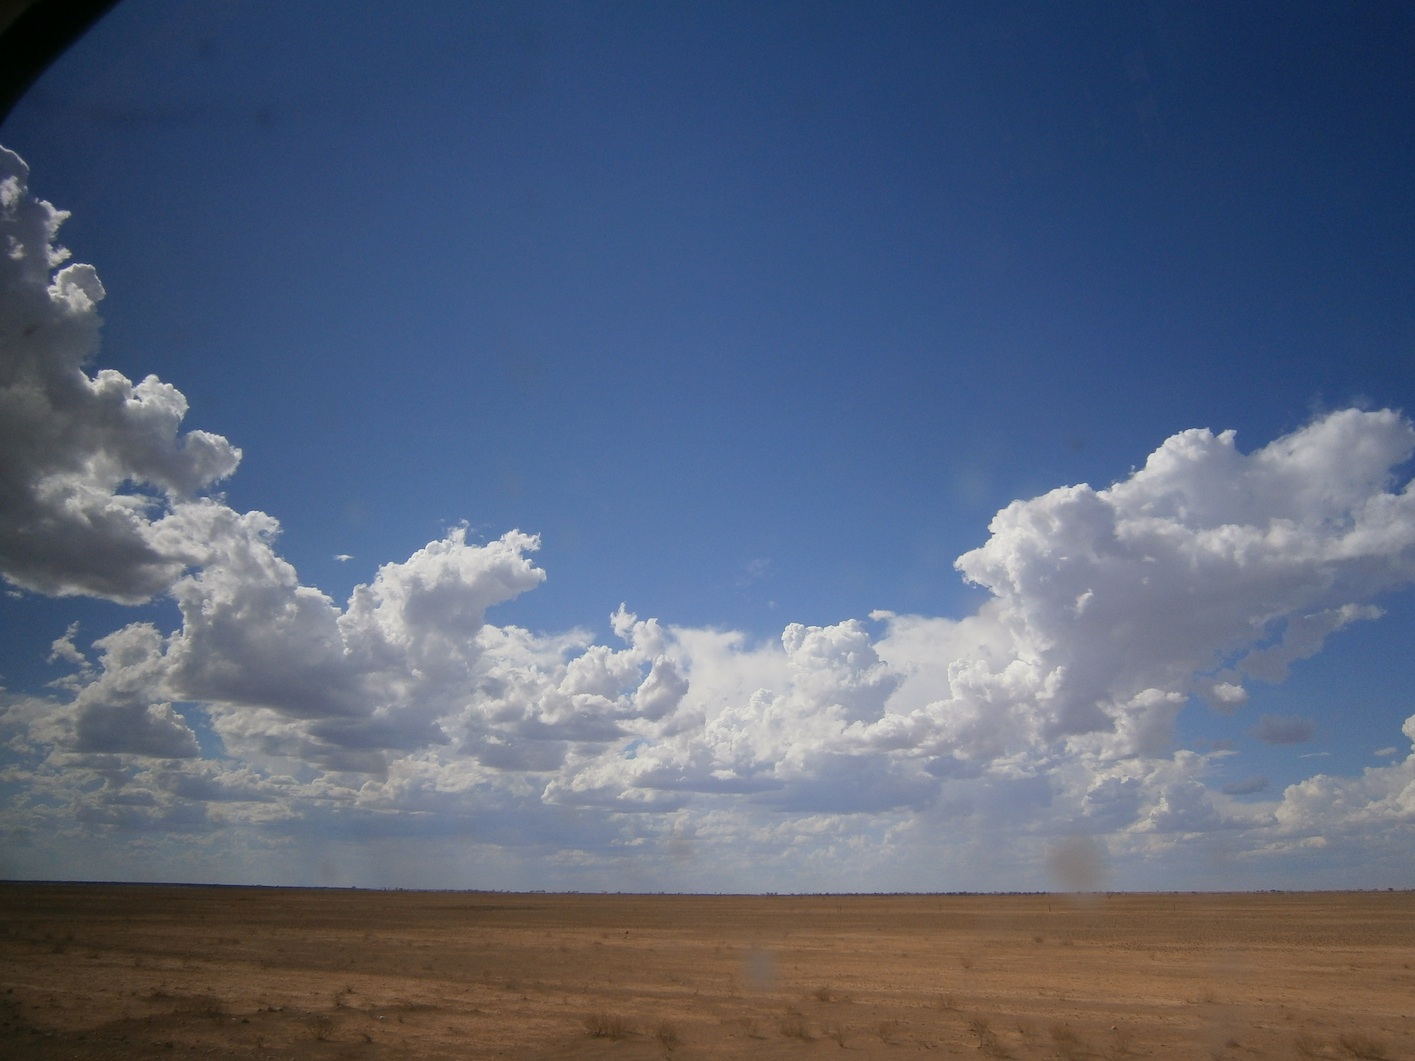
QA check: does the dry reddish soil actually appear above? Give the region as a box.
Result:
[1,885,1412,1059]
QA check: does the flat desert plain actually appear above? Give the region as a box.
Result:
[1,885,1412,1059]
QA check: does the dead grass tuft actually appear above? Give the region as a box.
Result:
[1294,1032,1327,1058]
[178,993,229,1020]
[970,1016,1010,1058]
[584,1012,635,1039]
[1105,1027,1135,1059]
[1337,1031,1390,1059]
[47,931,75,954]
[655,1020,680,1048]
[780,1013,814,1040]
[1051,1023,1090,1060]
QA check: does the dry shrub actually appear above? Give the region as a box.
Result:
[1105,1027,1135,1059]
[780,1013,813,1040]
[877,1020,900,1044]
[306,1013,334,1041]
[970,1016,1010,1058]
[655,1020,680,1048]
[824,1020,847,1046]
[48,931,75,954]
[812,983,853,1004]
[178,994,228,1020]
[1051,1023,1089,1060]
[584,1012,635,1039]
[1294,1032,1327,1058]
[1337,1031,1389,1059]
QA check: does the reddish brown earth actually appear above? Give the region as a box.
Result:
[1,884,1412,1059]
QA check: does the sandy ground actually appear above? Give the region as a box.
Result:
[1,885,1412,1059]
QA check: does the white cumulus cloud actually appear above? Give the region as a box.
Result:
[942,411,1415,759]
[0,148,241,603]
[4,143,1415,889]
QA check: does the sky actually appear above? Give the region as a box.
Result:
[1,0,1413,892]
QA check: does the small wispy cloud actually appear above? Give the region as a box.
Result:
[734,557,772,587]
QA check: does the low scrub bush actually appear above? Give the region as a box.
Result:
[584,1012,634,1040]
[1050,1023,1088,1060]
[655,1020,680,1048]
[780,1013,813,1040]
[970,1016,1010,1058]
[1337,1031,1389,1059]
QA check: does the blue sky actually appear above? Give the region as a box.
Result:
[1,0,1413,891]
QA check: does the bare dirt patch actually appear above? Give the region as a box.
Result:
[1,885,1411,1058]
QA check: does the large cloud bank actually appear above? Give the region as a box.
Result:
[0,148,241,603]
[3,146,1415,890]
